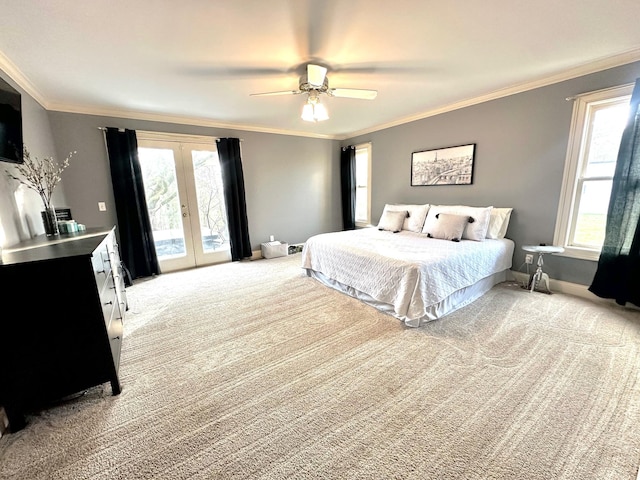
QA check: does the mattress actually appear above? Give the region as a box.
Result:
[301,227,515,326]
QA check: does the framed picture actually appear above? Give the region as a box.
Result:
[411,143,475,186]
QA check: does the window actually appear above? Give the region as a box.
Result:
[554,84,632,261]
[354,143,372,226]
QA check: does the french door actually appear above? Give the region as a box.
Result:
[137,132,231,272]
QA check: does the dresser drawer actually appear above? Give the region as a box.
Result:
[92,245,111,289]
[107,315,123,371]
[100,275,117,327]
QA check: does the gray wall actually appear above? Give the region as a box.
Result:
[3,61,640,287]
[345,61,640,286]
[0,72,65,246]
[47,112,342,250]
[0,73,342,254]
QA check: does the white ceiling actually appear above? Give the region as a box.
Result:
[1,0,640,140]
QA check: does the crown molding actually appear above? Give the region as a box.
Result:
[0,51,48,109]
[47,102,339,140]
[341,48,640,140]
[2,47,640,142]
[0,49,338,140]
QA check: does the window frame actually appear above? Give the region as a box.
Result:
[354,142,372,227]
[554,84,633,261]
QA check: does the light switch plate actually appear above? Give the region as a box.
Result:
[98,202,107,211]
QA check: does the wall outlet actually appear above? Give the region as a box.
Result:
[525,254,534,264]
[98,201,107,212]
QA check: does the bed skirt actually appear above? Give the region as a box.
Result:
[304,268,508,327]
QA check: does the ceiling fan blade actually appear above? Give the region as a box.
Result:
[329,88,378,100]
[184,65,290,78]
[250,90,301,97]
[307,64,327,87]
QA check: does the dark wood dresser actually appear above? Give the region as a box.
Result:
[0,227,127,432]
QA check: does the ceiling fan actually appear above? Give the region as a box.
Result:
[250,64,377,122]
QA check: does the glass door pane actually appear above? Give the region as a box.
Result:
[138,146,193,271]
[192,150,229,245]
[188,148,231,265]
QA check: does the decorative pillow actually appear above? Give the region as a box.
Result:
[486,208,513,239]
[381,204,430,232]
[377,209,407,233]
[424,213,471,242]
[422,205,492,241]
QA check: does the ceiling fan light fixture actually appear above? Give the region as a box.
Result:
[251,63,377,123]
[314,102,329,121]
[301,102,315,122]
[301,97,329,122]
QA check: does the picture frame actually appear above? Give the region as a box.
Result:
[411,143,475,186]
[55,208,73,221]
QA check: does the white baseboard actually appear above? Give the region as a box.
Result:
[510,270,639,310]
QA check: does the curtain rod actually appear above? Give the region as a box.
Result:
[97,127,243,141]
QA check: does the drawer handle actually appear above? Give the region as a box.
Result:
[111,335,120,340]
[104,300,113,306]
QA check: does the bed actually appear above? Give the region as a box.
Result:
[301,203,515,327]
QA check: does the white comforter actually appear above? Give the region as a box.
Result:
[301,227,514,323]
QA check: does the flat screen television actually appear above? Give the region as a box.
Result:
[0,76,23,164]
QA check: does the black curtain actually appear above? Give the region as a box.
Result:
[340,145,356,230]
[105,128,160,285]
[217,137,252,261]
[588,78,640,307]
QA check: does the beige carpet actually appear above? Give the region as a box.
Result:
[1,254,640,479]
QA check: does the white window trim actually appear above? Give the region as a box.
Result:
[136,130,217,146]
[354,142,372,228]
[553,83,633,261]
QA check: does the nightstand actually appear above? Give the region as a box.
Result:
[522,245,565,293]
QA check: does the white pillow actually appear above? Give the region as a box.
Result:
[422,205,492,241]
[423,213,470,242]
[377,209,407,232]
[486,208,513,239]
[381,204,430,232]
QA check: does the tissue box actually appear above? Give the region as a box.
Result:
[261,241,289,259]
